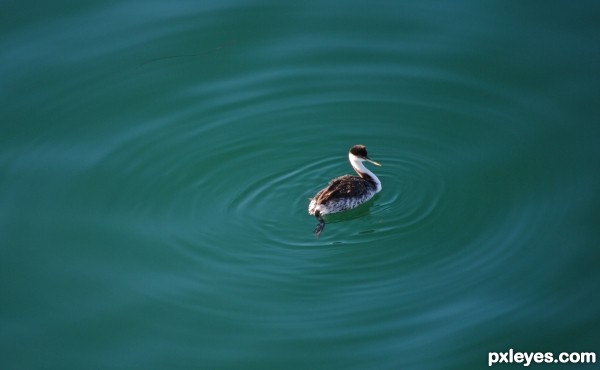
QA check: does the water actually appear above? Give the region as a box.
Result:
[2,1,599,369]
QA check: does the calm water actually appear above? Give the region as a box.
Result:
[2,1,599,369]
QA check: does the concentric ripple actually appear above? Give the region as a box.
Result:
[4,1,598,368]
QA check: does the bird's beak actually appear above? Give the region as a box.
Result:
[366,158,382,166]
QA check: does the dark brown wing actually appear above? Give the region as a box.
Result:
[313,175,370,204]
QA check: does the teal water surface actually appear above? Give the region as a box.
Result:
[2,1,600,369]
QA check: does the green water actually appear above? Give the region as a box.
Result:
[2,1,599,369]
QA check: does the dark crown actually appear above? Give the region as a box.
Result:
[349,145,368,158]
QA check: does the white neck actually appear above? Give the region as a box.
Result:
[349,153,382,192]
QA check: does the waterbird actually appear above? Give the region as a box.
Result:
[308,145,382,237]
